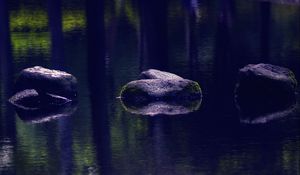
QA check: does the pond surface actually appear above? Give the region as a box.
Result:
[1,0,300,174]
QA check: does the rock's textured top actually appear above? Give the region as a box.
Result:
[139,69,183,80]
[238,63,297,89]
[16,66,78,99]
[24,66,73,78]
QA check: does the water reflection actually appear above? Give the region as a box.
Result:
[0,0,16,173]
[139,0,168,70]
[184,0,200,78]
[86,0,112,173]
[0,0,299,174]
[260,1,271,60]
[48,0,65,68]
[120,100,202,116]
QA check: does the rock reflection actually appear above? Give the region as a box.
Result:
[0,139,13,169]
[238,104,297,124]
[13,99,77,124]
[120,98,202,116]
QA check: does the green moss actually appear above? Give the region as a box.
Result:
[120,84,150,108]
[185,81,202,94]
[120,84,144,98]
[287,71,298,88]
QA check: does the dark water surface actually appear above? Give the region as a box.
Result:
[1,0,300,174]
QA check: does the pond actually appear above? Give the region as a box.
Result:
[0,0,300,174]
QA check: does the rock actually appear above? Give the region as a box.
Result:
[235,63,297,120]
[121,98,201,116]
[15,66,77,99]
[139,69,183,80]
[120,78,201,104]
[120,69,202,115]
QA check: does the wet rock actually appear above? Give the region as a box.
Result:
[120,69,202,115]
[9,89,77,123]
[139,69,183,80]
[235,63,297,122]
[15,66,77,99]
[121,98,201,116]
[120,78,201,104]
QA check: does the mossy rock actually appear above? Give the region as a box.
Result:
[120,78,202,104]
[120,69,202,114]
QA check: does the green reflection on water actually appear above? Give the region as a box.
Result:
[9,6,86,60]
[11,32,51,59]
[10,8,48,32]
[72,140,96,174]
[271,4,300,58]
[15,118,59,175]
[10,7,86,33]
[282,138,300,175]
[62,10,86,32]
[124,0,139,29]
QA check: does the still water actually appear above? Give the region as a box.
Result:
[1,0,300,174]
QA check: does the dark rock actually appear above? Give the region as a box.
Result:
[235,63,297,122]
[139,69,183,80]
[120,98,201,116]
[15,66,77,99]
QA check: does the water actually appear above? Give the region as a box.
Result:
[1,0,300,174]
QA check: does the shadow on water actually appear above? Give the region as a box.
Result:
[48,0,65,69]
[138,0,168,71]
[209,0,240,122]
[86,0,112,174]
[260,1,271,60]
[0,0,16,174]
[183,0,200,79]
[49,0,73,174]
